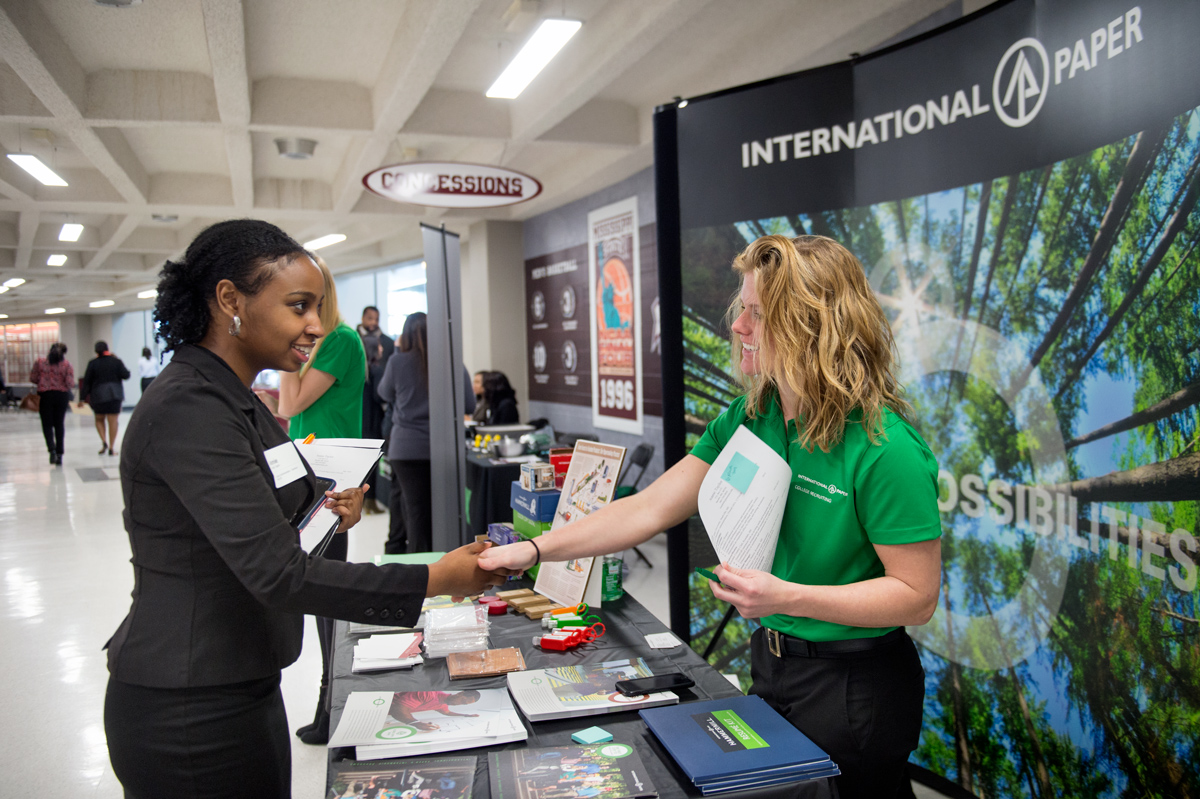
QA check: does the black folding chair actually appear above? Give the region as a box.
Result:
[616,443,655,568]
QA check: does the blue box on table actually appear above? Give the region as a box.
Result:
[509,481,559,523]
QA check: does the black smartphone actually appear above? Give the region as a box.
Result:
[614,673,695,697]
[296,476,336,531]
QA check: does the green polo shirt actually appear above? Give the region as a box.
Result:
[288,322,366,441]
[691,393,941,642]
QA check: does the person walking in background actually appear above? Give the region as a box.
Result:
[78,340,130,456]
[378,312,475,554]
[30,343,75,465]
[137,347,158,394]
[262,255,367,745]
[358,305,394,515]
[482,371,520,424]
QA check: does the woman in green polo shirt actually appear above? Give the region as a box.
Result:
[480,234,941,799]
[273,254,368,744]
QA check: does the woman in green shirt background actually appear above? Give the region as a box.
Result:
[274,254,367,744]
[480,234,942,799]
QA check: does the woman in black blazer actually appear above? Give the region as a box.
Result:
[104,219,508,799]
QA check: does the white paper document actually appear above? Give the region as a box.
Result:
[295,438,385,552]
[697,425,792,573]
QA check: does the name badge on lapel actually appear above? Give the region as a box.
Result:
[264,441,306,488]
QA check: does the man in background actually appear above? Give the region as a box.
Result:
[358,306,394,514]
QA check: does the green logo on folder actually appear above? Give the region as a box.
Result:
[721,452,759,493]
[712,710,769,749]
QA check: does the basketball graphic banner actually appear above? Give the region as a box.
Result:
[589,197,643,434]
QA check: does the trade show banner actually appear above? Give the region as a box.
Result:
[589,197,643,435]
[661,0,1200,796]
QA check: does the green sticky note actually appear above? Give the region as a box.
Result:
[721,452,759,493]
[571,726,613,744]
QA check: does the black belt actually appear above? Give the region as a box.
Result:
[764,626,906,658]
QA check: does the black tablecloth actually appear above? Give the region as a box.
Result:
[326,588,836,799]
[465,451,523,537]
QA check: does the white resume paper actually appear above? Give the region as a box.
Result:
[697,425,792,573]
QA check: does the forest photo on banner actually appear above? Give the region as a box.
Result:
[668,1,1200,796]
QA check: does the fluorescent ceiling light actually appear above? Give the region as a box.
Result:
[7,154,68,187]
[486,19,582,99]
[59,223,84,242]
[45,308,65,315]
[303,233,346,251]
[3,278,25,288]
[47,254,68,266]
[137,289,157,299]
[89,299,114,308]
[0,287,7,294]
[0,314,7,319]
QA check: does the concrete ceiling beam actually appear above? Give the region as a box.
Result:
[331,0,485,216]
[201,0,254,210]
[84,214,141,271]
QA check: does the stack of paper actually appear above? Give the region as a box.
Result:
[351,633,423,673]
[507,658,679,722]
[639,695,839,794]
[329,689,527,760]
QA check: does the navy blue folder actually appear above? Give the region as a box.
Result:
[639,694,834,788]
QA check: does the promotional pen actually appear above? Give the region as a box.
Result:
[694,567,726,587]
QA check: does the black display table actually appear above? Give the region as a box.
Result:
[326,587,835,798]
[464,451,524,537]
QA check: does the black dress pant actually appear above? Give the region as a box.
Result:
[390,458,432,553]
[141,376,155,393]
[37,390,70,455]
[315,529,348,703]
[385,469,407,554]
[104,673,290,799]
[748,627,924,799]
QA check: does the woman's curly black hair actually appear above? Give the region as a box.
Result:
[154,219,309,351]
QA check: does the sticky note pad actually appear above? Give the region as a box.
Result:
[721,452,759,493]
[571,726,614,744]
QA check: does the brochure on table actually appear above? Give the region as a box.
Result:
[489,744,658,799]
[533,440,626,607]
[328,688,526,760]
[507,658,679,721]
[296,437,385,553]
[328,755,477,799]
[696,425,790,572]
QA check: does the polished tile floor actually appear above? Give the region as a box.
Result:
[1,408,945,799]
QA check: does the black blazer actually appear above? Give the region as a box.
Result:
[80,353,130,404]
[107,345,427,688]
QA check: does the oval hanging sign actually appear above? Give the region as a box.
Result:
[362,162,542,209]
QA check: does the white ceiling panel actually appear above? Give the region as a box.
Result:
[0,0,975,317]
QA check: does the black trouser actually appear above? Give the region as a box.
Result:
[390,458,432,553]
[104,673,290,799]
[315,530,348,707]
[141,376,155,393]
[37,390,70,456]
[385,465,407,554]
[748,627,924,799]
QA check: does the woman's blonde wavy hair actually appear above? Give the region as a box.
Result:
[727,234,909,452]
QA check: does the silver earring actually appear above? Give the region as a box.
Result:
[229,315,242,336]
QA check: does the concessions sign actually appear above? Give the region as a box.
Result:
[363,162,542,209]
[661,0,1200,796]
